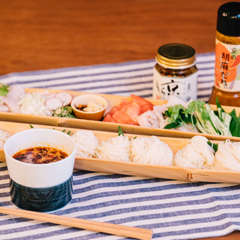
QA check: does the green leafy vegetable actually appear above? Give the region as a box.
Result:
[229,109,240,137]
[216,97,226,113]
[162,97,236,137]
[207,140,218,152]
[61,129,71,135]
[167,105,183,121]
[183,100,207,130]
[184,101,196,128]
[0,84,9,96]
[188,99,232,136]
[164,121,181,129]
[195,110,218,135]
[164,104,194,130]
[52,106,76,118]
[118,126,124,136]
[205,104,231,136]
[30,124,34,128]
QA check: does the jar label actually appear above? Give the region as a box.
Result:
[153,67,198,101]
[215,39,240,91]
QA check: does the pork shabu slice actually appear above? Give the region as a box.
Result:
[4,85,25,113]
[0,95,9,112]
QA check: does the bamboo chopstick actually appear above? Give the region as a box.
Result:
[0,206,153,240]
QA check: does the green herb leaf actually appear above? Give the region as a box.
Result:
[30,124,34,128]
[196,100,206,112]
[162,110,170,117]
[61,129,71,135]
[207,140,218,152]
[193,100,210,122]
[187,101,197,114]
[164,121,182,129]
[183,101,197,129]
[229,109,240,137]
[166,105,185,123]
[216,97,226,113]
[118,126,124,136]
[0,84,9,96]
[201,110,210,121]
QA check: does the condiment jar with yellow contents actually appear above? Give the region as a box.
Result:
[208,2,240,107]
[153,43,198,101]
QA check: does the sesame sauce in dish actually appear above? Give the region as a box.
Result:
[12,147,68,164]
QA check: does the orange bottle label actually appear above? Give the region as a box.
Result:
[215,40,240,91]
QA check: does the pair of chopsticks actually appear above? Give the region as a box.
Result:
[0,206,153,240]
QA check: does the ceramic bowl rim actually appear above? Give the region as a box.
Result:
[4,128,76,168]
[71,94,108,114]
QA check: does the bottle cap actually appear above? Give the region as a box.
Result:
[217,2,240,37]
[156,43,196,68]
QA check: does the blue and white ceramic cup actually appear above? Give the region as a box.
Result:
[4,129,76,212]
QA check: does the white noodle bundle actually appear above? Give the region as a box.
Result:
[0,129,10,148]
[95,135,131,162]
[174,136,215,169]
[131,136,173,165]
[71,130,98,158]
[214,140,240,171]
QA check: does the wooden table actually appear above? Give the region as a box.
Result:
[1,0,225,76]
[1,0,240,239]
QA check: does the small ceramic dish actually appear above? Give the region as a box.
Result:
[4,129,76,212]
[71,94,108,121]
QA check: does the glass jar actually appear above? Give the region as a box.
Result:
[208,2,240,106]
[153,43,198,101]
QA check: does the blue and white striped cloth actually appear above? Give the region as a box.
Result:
[1,52,240,240]
[0,52,215,102]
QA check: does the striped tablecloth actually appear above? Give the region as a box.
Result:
[1,52,240,240]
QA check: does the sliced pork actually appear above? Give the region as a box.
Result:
[0,105,9,112]
[4,85,25,113]
[137,110,159,128]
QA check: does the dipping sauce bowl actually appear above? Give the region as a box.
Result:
[4,129,76,212]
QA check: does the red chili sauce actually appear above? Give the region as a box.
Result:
[12,147,68,164]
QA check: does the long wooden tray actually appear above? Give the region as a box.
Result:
[0,121,240,184]
[1,88,240,141]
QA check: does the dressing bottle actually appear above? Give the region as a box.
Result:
[208,2,240,106]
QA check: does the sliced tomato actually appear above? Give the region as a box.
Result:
[123,101,140,110]
[130,101,141,113]
[131,94,154,107]
[119,105,128,114]
[140,103,154,114]
[112,110,134,124]
[118,98,128,108]
[109,106,119,115]
[103,113,115,123]
[103,95,152,125]
[125,106,140,124]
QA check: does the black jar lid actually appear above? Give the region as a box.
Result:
[156,43,196,68]
[217,2,240,37]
